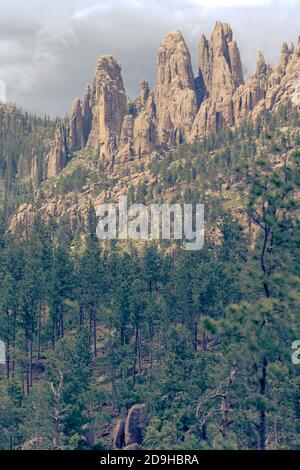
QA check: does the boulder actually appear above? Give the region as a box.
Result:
[111,419,126,449]
[124,404,147,447]
[21,437,42,450]
[124,443,141,450]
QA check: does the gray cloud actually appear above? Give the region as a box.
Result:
[0,0,299,117]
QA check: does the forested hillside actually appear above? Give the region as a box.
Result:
[0,105,299,450]
[0,103,56,219]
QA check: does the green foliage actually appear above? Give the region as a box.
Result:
[55,165,89,195]
[0,106,299,450]
[0,105,56,218]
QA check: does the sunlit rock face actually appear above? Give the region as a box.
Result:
[155,30,198,147]
[190,22,244,141]
[44,24,300,176]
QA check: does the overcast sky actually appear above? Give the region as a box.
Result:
[0,0,299,117]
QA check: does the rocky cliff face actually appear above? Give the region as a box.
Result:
[116,114,135,163]
[232,51,270,123]
[198,22,244,100]
[233,38,300,123]
[265,37,300,110]
[133,91,157,159]
[69,98,85,152]
[86,55,128,164]
[155,30,198,146]
[44,23,300,178]
[190,28,299,142]
[46,55,128,176]
[190,22,244,140]
[46,124,69,178]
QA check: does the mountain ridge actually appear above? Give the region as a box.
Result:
[43,21,299,180]
[1,21,299,232]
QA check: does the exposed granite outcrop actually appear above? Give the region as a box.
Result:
[116,115,135,163]
[155,30,198,146]
[46,124,69,178]
[33,23,300,180]
[111,404,147,450]
[190,22,244,140]
[86,55,128,163]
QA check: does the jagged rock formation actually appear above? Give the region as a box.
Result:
[155,30,198,146]
[86,55,128,163]
[133,92,157,158]
[7,25,300,236]
[233,39,300,123]
[135,80,150,112]
[198,22,243,100]
[31,152,41,186]
[45,55,128,176]
[46,124,69,178]
[69,98,85,152]
[116,115,135,163]
[132,80,156,158]
[265,38,300,110]
[190,22,244,140]
[42,23,300,178]
[190,27,299,142]
[232,51,270,123]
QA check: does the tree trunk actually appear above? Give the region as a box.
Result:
[6,340,10,380]
[202,424,207,441]
[51,370,64,450]
[12,309,17,378]
[26,339,30,396]
[79,304,84,327]
[111,364,117,411]
[194,321,198,352]
[261,226,271,298]
[133,326,139,387]
[29,338,33,388]
[89,311,92,333]
[12,337,15,379]
[138,328,142,373]
[149,322,153,389]
[52,320,56,350]
[60,311,64,338]
[220,395,229,439]
[93,310,97,357]
[21,368,25,399]
[37,303,42,360]
[259,356,267,450]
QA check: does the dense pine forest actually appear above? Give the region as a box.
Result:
[0,105,299,450]
[0,103,56,218]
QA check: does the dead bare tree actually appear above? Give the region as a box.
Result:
[196,369,238,440]
[50,369,68,450]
